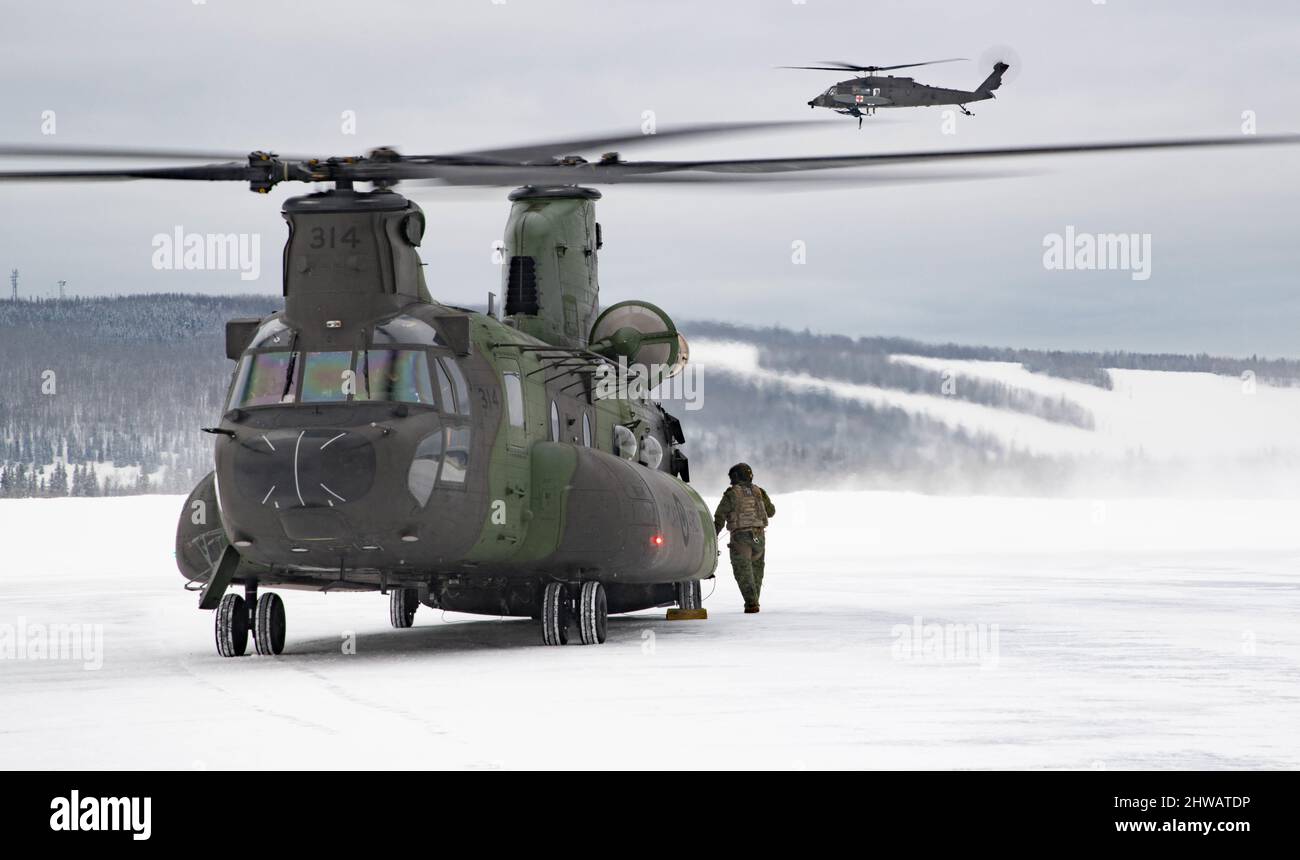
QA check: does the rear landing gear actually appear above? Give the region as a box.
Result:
[578,581,608,645]
[541,581,570,646]
[676,580,702,610]
[957,104,974,116]
[389,587,418,629]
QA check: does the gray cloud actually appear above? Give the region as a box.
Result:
[1,0,1297,355]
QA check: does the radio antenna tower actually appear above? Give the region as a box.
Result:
[9,269,16,300]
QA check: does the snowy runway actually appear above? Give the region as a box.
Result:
[1,495,1297,769]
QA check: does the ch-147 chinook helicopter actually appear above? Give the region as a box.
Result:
[1,123,1296,656]
[784,57,1010,127]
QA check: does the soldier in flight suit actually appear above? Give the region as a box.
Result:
[713,463,775,613]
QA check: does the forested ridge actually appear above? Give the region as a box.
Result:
[3,295,1296,497]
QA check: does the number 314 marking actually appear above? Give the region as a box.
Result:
[309,226,361,249]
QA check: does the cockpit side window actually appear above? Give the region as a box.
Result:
[440,358,471,415]
[407,429,444,506]
[441,426,470,484]
[433,358,456,413]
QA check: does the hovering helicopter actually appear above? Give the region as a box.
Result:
[783,58,1009,127]
[1,124,1297,657]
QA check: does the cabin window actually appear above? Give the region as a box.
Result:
[549,401,561,441]
[229,351,300,409]
[503,372,525,428]
[299,351,353,402]
[581,413,592,447]
[357,350,434,405]
[441,426,471,484]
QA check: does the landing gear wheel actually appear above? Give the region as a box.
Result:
[215,593,248,658]
[390,587,418,629]
[253,592,286,656]
[578,581,608,645]
[541,582,570,646]
[676,580,703,610]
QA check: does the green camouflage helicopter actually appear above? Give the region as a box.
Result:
[0,124,1295,656]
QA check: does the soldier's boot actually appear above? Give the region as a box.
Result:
[731,558,758,611]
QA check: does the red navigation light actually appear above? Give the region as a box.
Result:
[651,534,665,547]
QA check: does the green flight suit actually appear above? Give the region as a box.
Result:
[713,482,776,608]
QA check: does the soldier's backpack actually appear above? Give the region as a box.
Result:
[726,484,769,531]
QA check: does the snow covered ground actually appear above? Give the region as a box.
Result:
[2,494,1298,770]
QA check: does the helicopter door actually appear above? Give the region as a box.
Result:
[496,355,530,550]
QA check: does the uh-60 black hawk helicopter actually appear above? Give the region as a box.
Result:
[1,123,1296,657]
[784,57,1010,127]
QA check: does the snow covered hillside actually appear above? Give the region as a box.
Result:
[2,494,1297,770]
[686,339,1300,495]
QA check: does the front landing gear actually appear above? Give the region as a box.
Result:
[389,587,418,629]
[254,592,286,656]
[214,587,286,657]
[215,593,248,657]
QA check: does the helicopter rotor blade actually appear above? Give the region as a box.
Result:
[0,163,261,183]
[0,144,314,162]
[0,131,1295,189]
[780,58,968,73]
[401,134,1300,185]
[427,120,826,164]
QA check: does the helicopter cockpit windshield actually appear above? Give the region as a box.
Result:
[225,315,470,413]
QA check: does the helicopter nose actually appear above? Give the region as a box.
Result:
[231,427,377,511]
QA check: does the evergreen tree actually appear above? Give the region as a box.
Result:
[48,462,68,496]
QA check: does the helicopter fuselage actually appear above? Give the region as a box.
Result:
[175,187,716,622]
[807,62,1008,118]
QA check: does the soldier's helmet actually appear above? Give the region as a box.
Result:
[728,462,754,484]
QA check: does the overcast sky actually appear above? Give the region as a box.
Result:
[2,0,1298,356]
